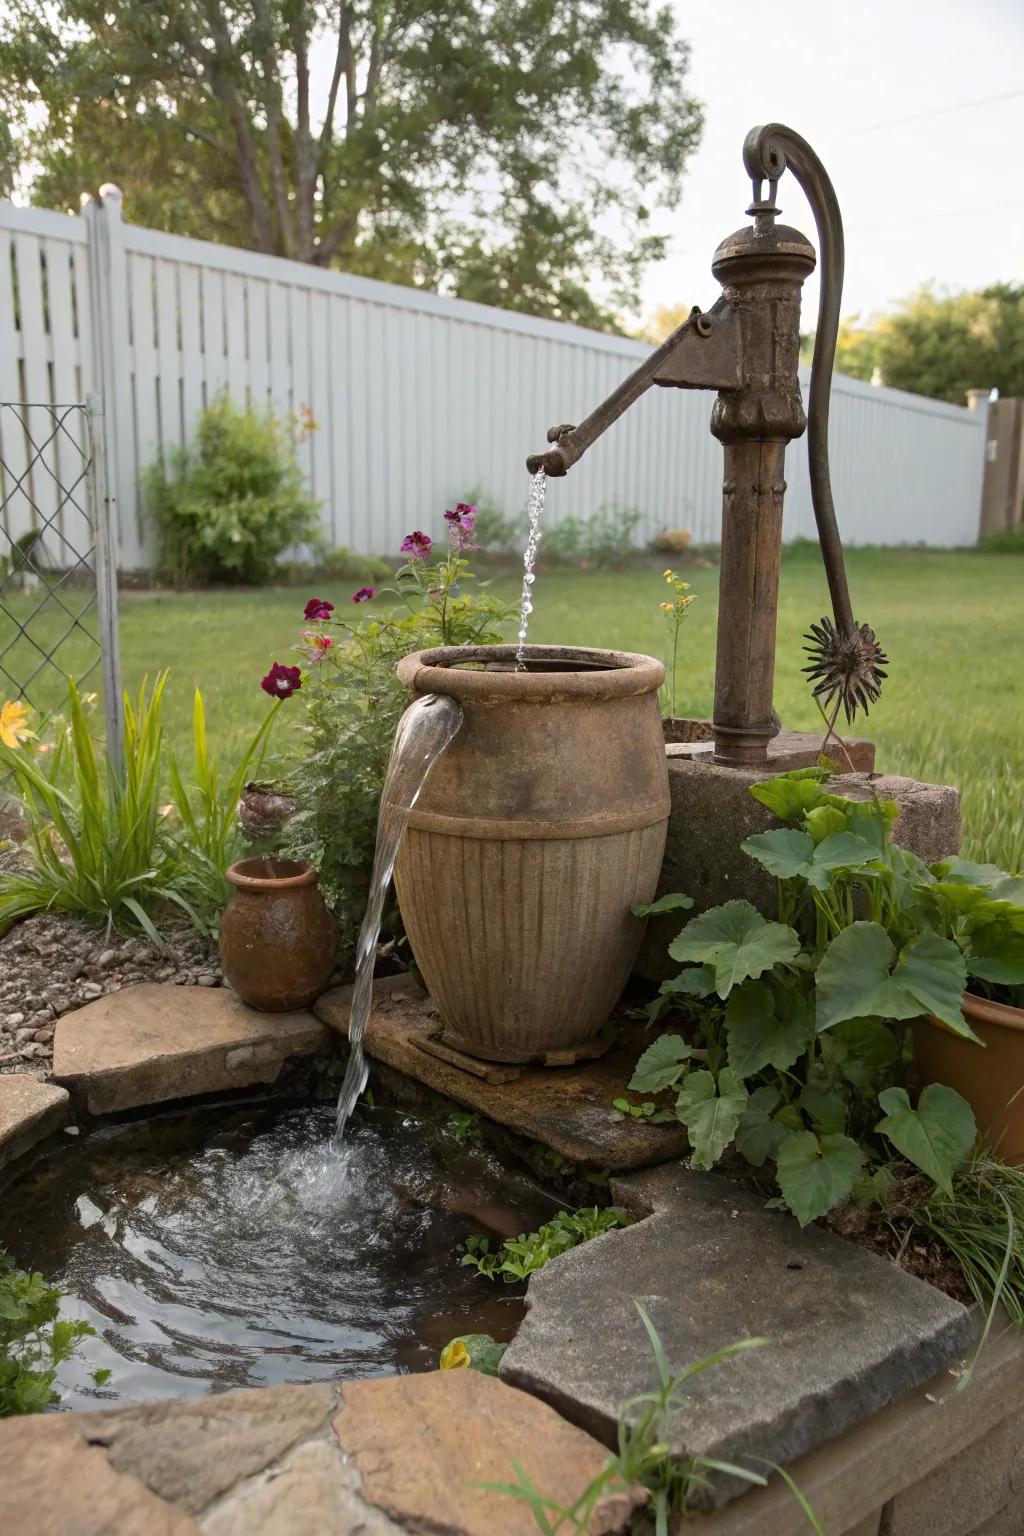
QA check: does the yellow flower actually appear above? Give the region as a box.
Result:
[664,569,674,582]
[0,700,36,750]
[439,1339,471,1371]
[659,601,673,613]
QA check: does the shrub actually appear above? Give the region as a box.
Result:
[459,488,525,554]
[144,395,322,587]
[0,1251,103,1415]
[543,505,644,568]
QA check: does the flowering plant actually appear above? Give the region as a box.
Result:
[281,508,513,945]
[659,568,696,719]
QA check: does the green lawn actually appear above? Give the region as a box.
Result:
[3,546,1022,870]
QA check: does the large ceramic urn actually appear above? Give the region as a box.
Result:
[393,645,670,1064]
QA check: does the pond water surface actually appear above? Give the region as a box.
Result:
[0,1099,558,1408]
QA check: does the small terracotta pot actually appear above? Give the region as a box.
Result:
[913,993,1024,1164]
[220,858,337,1012]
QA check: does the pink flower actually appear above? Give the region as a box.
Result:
[400,531,433,559]
[260,662,302,699]
[351,587,377,603]
[445,502,478,534]
[304,597,334,621]
[302,631,334,662]
[445,503,480,551]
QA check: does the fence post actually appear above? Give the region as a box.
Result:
[84,185,133,569]
[83,185,129,771]
[86,392,124,771]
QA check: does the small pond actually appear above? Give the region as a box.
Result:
[1,1098,557,1408]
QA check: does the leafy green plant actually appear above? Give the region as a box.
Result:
[166,688,281,922]
[144,394,322,587]
[542,506,644,569]
[488,1303,823,1536]
[0,675,195,941]
[439,1332,508,1375]
[623,768,1003,1226]
[0,1251,106,1415]
[922,1152,1024,1326]
[284,506,512,941]
[458,1206,632,1283]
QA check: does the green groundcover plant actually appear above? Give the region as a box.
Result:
[458,1207,633,1284]
[0,1251,107,1415]
[623,768,1024,1229]
[283,504,513,944]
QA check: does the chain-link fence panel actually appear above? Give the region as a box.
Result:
[0,396,121,764]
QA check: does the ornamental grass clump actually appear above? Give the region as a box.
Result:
[0,675,284,939]
[283,506,513,946]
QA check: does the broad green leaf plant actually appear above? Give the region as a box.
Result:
[624,768,1024,1227]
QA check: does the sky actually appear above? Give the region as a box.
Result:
[638,0,1024,330]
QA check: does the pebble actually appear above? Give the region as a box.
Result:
[0,911,221,1078]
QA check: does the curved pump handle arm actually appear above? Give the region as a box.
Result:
[743,124,856,639]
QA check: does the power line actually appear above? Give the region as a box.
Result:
[825,86,1024,138]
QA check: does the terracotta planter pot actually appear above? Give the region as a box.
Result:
[913,993,1024,1164]
[393,644,671,1064]
[220,858,337,1012]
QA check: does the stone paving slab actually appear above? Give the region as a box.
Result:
[52,983,330,1115]
[334,1368,644,1535]
[1,1372,640,1536]
[0,1073,70,1172]
[315,976,691,1171]
[500,1161,976,1509]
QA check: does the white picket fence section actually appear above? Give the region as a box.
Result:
[0,190,987,569]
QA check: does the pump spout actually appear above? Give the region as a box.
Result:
[526,297,741,476]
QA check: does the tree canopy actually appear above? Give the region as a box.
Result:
[0,0,704,330]
[800,285,1024,404]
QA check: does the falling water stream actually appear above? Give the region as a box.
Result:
[515,470,548,669]
[333,692,464,1138]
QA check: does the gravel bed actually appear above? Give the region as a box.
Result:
[0,912,222,1076]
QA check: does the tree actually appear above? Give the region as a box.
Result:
[0,1,704,330]
[802,286,1024,404]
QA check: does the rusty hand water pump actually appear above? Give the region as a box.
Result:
[527,122,887,768]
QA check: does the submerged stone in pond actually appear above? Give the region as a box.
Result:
[0,1101,557,1406]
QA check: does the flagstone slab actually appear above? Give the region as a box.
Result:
[315,976,691,1171]
[0,1073,70,1172]
[499,1161,976,1509]
[52,983,330,1115]
[333,1368,644,1535]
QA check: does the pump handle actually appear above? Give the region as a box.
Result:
[742,124,856,640]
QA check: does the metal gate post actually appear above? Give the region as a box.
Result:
[86,391,124,772]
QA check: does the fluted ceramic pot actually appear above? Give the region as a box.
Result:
[220,858,337,1012]
[393,644,671,1063]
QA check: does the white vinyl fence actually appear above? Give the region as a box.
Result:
[0,189,987,570]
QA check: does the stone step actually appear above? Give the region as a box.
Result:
[52,983,330,1115]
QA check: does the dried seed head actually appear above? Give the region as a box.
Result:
[802,616,888,723]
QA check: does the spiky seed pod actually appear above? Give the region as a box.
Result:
[802,617,888,723]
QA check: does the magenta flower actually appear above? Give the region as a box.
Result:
[445,502,480,551]
[260,662,302,699]
[351,587,377,603]
[445,502,478,534]
[400,530,433,559]
[304,597,334,622]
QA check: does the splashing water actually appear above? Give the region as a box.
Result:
[515,470,548,669]
[334,693,463,1138]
